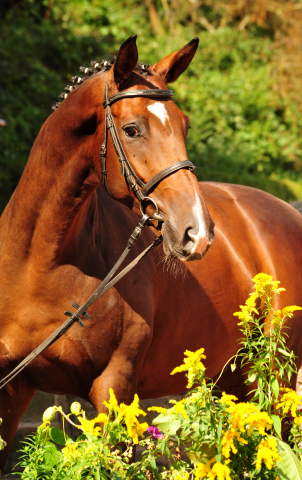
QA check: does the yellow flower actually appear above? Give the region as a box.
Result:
[62,442,81,463]
[233,293,259,325]
[220,399,272,458]
[208,462,232,480]
[78,416,102,436]
[281,305,302,318]
[148,406,168,414]
[273,306,302,326]
[95,413,108,425]
[117,394,148,444]
[256,437,280,470]
[175,473,190,480]
[220,393,238,406]
[194,457,215,480]
[169,399,189,419]
[103,388,119,412]
[234,273,289,325]
[171,348,206,388]
[276,388,302,417]
[253,273,285,297]
[195,460,231,480]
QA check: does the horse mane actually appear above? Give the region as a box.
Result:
[52,57,151,111]
[290,200,302,215]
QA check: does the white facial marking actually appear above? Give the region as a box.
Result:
[188,190,208,251]
[147,102,169,126]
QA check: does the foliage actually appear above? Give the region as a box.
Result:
[232,273,301,419]
[2,1,302,213]
[12,273,302,479]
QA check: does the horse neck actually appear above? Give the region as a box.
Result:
[0,114,103,269]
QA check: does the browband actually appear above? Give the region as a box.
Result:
[103,89,174,108]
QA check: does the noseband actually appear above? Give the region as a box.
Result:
[101,83,196,221]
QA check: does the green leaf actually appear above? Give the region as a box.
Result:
[248,373,256,383]
[43,443,62,468]
[272,437,302,480]
[49,427,71,446]
[187,444,216,465]
[271,414,282,438]
[152,416,182,435]
[217,416,223,442]
[278,348,291,357]
[272,436,302,480]
[150,455,157,471]
[160,439,165,456]
[271,376,280,400]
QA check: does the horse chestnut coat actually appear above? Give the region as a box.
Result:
[1,36,302,471]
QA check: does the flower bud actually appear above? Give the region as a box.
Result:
[0,438,7,451]
[42,406,57,423]
[70,402,82,416]
[0,418,2,425]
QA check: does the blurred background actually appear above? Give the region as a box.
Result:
[2,0,302,211]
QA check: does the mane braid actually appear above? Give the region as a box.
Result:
[52,57,151,111]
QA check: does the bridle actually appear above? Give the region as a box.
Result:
[100,83,196,221]
[0,82,198,390]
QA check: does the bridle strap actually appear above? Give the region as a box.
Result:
[142,160,195,197]
[103,88,174,108]
[101,83,197,210]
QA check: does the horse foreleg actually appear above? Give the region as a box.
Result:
[89,315,152,413]
[0,383,36,474]
[89,354,139,413]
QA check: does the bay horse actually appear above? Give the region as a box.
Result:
[1,35,302,472]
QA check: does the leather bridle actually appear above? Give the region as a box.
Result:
[100,83,196,221]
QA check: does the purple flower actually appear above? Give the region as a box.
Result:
[147,426,164,439]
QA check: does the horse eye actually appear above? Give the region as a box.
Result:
[124,126,139,137]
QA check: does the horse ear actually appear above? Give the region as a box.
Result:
[113,35,138,87]
[151,37,199,84]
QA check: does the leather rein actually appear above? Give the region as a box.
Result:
[0,83,197,390]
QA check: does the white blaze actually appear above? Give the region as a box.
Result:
[147,102,169,126]
[188,190,208,250]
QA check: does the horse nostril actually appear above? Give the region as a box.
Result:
[181,227,197,254]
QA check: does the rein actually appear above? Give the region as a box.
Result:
[0,83,197,390]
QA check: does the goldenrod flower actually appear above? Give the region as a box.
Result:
[234,273,288,325]
[175,473,190,480]
[220,399,272,458]
[194,457,215,480]
[103,388,120,412]
[171,348,206,388]
[95,413,109,425]
[169,399,189,419]
[62,442,81,463]
[117,394,148,444]
[78,416,102,436]
[256,437,280,470]
[276,388,302,417]
[209,462,232,480]
[253,273,285,297]
[220,393,238,406]
[148,406,168,414]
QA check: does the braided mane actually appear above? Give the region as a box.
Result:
[52,57,151,111]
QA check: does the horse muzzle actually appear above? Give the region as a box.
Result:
[162,219,215,262]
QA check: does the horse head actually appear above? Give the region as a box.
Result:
[52,35,214,261]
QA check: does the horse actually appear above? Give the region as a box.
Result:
[1,34,302,472]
